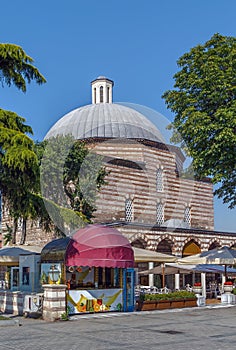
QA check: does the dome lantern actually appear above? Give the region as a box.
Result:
[91,76,114,104]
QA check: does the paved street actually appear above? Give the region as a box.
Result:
[1,305,236,350]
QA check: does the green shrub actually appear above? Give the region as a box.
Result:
[144,290,196,301]
[60,311,69,321]
[232,288,236,295]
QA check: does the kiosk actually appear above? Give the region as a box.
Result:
[40,225,135,314]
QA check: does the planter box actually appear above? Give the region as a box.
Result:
[139,298,197,311]
[170,300,185,308]
[156,300,171,310]
[184,298,197,308]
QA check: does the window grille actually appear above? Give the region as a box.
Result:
[184,206,191,225]
[156,168,163,192]
[107,86,110,103]
[125,199,133,222]
[156,203,164,225]
[100,86,103,102]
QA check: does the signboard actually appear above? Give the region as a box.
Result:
[67,288,123,314]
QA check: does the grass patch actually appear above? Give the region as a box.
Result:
[0,315,11,320]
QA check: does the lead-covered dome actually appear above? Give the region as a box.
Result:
[45,103,163,142]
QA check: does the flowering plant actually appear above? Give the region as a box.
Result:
[193,282,201,287]
[224,281,233,285]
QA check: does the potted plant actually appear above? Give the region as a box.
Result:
[138,291,197,311]
[192,282,202,294]
[223,281,233,293]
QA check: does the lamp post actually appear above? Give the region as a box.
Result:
[48,265,60,284]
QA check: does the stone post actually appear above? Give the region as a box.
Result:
[175,273,180,290]
[201,273,206,298]
[42,284,67,321]
[148,262,154,286]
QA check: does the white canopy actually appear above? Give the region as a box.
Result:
[132,247,177,263]
[139,262,236,276]
[178,246,236,266]
[139,263,193,275]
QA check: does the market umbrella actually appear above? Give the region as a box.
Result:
[138,262,236,291]
[178,246,236,278]
[138,263,193,276]
[138,263,216,289]
[133,248,177,288]
[132,247,177,263]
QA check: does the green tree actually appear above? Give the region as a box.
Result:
[40,135,108,235]
[64,139,107,220]
[0,43,46,243]
[0,43,46,92]
[0,109,39,243]
[162,33,236,208]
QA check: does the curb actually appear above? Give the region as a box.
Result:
[0,319,21,327]
[70,303,236,320]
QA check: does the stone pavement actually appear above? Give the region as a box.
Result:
[1,304,236,350]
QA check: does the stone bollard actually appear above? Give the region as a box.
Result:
[42,284,67,321]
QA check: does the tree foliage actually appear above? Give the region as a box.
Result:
[162,33,236,208]
[0,109,39,243]
[0,43,46,92]
[40,135,108,235]
[0,43,46,243]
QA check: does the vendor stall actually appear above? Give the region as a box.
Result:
[0,246,41,292]
[40,225,135,314]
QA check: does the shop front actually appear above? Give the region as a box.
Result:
[0,246,41,292]
[40,225,135,314]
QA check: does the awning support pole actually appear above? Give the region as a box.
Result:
[162,263,165,288]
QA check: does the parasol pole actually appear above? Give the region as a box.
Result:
[225,265,228,280]
[162,263,165,288]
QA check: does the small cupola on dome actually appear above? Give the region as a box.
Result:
[91,76,114,104]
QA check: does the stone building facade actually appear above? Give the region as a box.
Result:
[0,76,235,255]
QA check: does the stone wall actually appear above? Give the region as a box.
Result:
[93,140,214,231]
[115,223,236,256]
[1,205,56,246]
[0,290,24,315]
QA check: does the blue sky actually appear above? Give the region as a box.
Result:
[0,0,235,232]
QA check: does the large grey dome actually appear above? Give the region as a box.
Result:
[45,103,164,142]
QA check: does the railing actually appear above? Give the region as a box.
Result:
[135,285,171,298]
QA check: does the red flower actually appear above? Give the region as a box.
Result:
[224,281,233,285]
[193,282,202,287]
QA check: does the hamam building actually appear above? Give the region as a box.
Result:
[45,77,236,255]
[1,77,236,260]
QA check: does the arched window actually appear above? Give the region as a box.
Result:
[107,86,110,103]
[100,86,103,103]
[182,240,201,257]
[125,199,133,222]
[156,168,163,192]
[94,88,96,104]
[209,242,220,251]
[184,206,191,226]
[156,203,164,225]
[157,239,173,255]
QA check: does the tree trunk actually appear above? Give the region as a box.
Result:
[20,218,27,245]
[12,217,18,244]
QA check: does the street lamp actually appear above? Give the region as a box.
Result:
[48,265,60,284]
